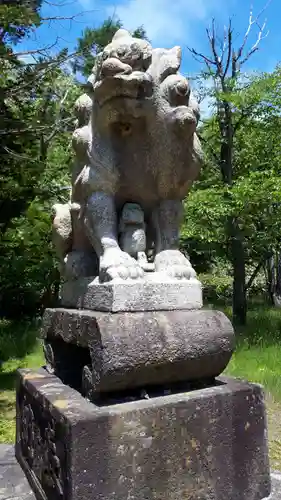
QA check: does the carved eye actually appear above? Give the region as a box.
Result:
[117,46,127,57]
[130,44,141,58]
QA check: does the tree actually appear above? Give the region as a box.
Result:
[72,17,147,77]
[0,55,79,232]
[182,66,281,315]
[187,7,271,325]
[0,62,79,317]
[0,0,42,57]
[0,1,81,316]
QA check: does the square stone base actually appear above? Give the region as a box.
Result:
[16,369,271,500]
[60,274,203,312]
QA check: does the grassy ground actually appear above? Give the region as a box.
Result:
[224,305,281,398]
[1,306,281,469]
[224,305,281,470]
[0,319,44,443]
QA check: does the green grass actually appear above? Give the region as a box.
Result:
[223,305,281,470]
[0,320,44,443]
[224,305,281,399]
[226,344,281,398]
[1,306,281,469]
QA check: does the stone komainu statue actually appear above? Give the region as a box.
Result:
[52,29,203,282]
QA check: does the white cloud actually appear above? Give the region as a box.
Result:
[106,0,224,47]
[18,54,37,65]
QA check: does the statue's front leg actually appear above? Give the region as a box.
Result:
[84,192,143,282]
[153,200,197,280]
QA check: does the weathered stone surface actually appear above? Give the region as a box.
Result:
[52,29,203,284]
[41,307,234,394]
[2,445,279,500]
[60,273,203,312]
[16,369,271,500]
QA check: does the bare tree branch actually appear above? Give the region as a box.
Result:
[186,46,216,67]
[246,258,266,291]
[41,10,97,22]
[223,21,232,79]
[236,5,255,60]
[207,19,224,80]
[236,1,271,66]
[0,117,73,137]
[188,2,271,82]
[13,39,59,57]
[45,88,71,144]
[2,146,39,162]
[239,22,269,66]
[44,0,79,6]
[198,133,220,165]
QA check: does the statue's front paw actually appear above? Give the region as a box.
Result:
[155,250,197,280]
[100,248,144,282]
[166,105,197,135]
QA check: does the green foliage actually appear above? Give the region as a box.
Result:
[0,318,39,362]
[199,273,233,303]
[0,200,60,317]
[0,1,80,317]
[0,8,148,318]
[0,0,42,55]
[1,4,281,326]
[0,58,79,317]
[183,67,281,307]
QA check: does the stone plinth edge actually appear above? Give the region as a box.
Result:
[59,274,203,312]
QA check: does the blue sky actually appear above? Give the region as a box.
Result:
[19,0,281,78]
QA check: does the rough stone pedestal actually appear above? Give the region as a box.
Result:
[60,275,203,312]
[16,368,271,500]
[41,307,235,398]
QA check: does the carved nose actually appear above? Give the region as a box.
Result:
[101,57,132,78]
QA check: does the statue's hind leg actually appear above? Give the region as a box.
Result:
[153,199,197,280]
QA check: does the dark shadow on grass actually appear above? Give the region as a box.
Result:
[0,398,15,414]
[0,319,40,364]
[210,299,281,347]
[0,371,17,392]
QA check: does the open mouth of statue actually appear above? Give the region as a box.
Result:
[94,73,153,108]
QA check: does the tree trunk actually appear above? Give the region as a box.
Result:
[267,251,281,307]
[230,218,247,325]
[266,255,275,304]
[276,253,281,296]
[220,104,247,325]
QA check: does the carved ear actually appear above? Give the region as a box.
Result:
[189,91,200,123]
[169,46,182,69]
[112,29,131,41]
[88,53,103,85]
[148,46,182,82]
